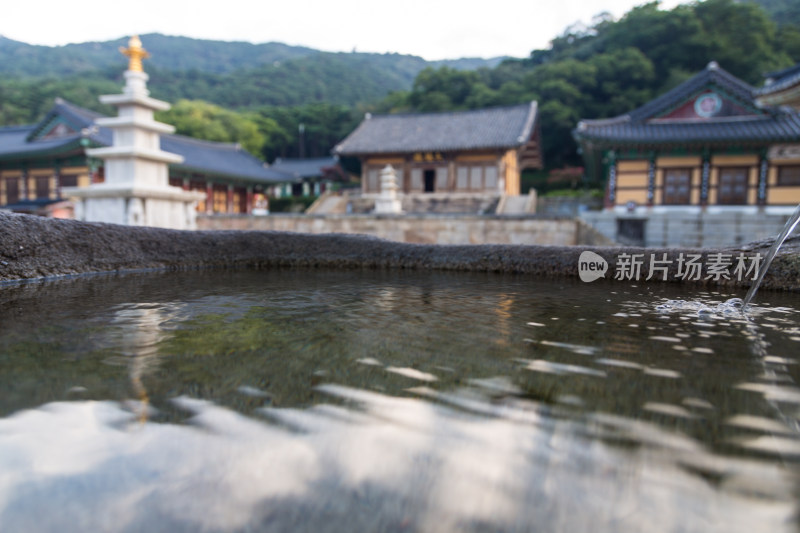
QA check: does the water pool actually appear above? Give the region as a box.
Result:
[1,269,799,532]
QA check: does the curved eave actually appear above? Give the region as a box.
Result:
[337,143,523,158]
[517,101,539,144]
[574,134,780,151]
[0,138,89,163]
[756,85,800,109]
[574,120,800,150]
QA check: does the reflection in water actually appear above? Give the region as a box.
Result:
[0,271,798,531]
[108,304,175,422]
[0,386,794,532]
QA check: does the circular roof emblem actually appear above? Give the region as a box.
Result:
[694,92,722,118]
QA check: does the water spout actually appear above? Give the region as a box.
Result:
[743,203,800,310]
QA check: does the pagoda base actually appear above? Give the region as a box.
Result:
[64,184,205,230]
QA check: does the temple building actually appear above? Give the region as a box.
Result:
[574,61,800,212]
[573,62,800,247]
[333,102,542,198]
[268,157,349,197]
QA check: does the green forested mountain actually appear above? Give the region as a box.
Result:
[0,33,504,105]
[146,52,440,108]
[0,52,424,125]
[0,33,505,80]
[741,0,800,26]
[0,34,316,77]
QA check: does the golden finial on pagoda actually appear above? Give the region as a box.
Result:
[119,35,150,72]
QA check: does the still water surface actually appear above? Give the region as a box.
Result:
[1,270,799,532]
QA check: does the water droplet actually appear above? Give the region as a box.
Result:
[724,298,744,309]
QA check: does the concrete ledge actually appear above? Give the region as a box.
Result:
[1,212,799,292]
[198,213,579,246]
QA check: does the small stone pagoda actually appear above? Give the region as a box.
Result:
[66,36,203,229]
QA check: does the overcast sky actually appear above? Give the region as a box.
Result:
[4,0,686,60]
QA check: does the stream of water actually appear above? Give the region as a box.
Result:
[744,202,800,309]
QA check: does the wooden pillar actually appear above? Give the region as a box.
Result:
[54,163,62,199]
[447,158,456,192]
[227,184,234,214]
[20,169,30,201]
[246,186,254,214]
[757,155,768,206]
[646,155,655,207]
[205,183,213,214]
[29,172,37,201]
[700,153,710,207]
[360,158,367,194]
[48,174,56,200]
[605,151,616,209]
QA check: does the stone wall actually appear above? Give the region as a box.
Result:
[334,193,500,215]
[198,214,582,246]
[536,195,604,217]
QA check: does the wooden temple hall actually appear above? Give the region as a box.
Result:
[333,102,542,196]
[574,62,800,211]
[0,99,293,217]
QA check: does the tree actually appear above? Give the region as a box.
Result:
[743,0,800,27]
[694,0,791,82]
[156,100,265,156]
[599,2,708,80]
[255,103,360,162]
[586,48,655,117]
[408,67,484,110]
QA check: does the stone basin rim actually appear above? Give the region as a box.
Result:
[1,211,799,292]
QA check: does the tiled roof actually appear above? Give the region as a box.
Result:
[333,102,538,155]
[574,62,800,147]
[269,157,339,179]
[0,198,67,210]
[27,98,109,142]
[0,124,85,160]
[0,99,288,184]
[755,62,800,98]
[161,135,288,183]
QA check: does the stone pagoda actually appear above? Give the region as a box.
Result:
[67,36,203,229]
[373,165,403,214]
